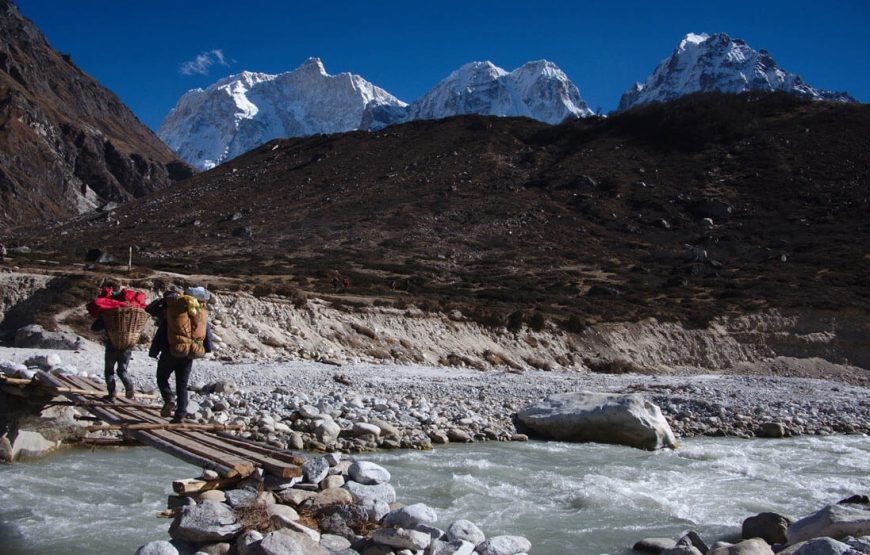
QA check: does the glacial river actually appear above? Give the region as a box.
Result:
[0,436,867,554]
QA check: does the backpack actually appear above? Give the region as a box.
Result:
[165,295,208,359]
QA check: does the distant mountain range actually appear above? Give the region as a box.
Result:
[158,58,593,170]
[160,32,856,170]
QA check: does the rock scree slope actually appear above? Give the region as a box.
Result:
[0,0,192,229]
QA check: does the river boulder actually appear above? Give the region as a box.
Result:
[134,541,179,555]
[779,538,856,555]
[372,527,432,550]
[475,535,532,555]
[707,538,775,555]
[169,501,243,543]
[382,503,438,528]
[742,512,794,545]
[786,504,870,544]
[259,528,328,555]
[516,392,678,450]
[448,519,486,545]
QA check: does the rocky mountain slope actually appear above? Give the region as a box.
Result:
[619,32,855,111]
[0,0,192,229]
[18,92,870,333]
[158,58,406,170]
[159,59,593,169]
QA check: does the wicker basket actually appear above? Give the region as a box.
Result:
[102,307,149,350]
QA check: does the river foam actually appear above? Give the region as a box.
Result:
[0,436,867,554]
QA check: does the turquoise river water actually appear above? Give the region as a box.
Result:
[0,436,868,554]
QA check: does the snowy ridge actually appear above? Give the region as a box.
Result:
[408,60,594,124]
[158,59,406,170]
[160,58,593,170]
[618,32,855,111]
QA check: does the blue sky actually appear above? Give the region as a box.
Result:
[17,0,870,131]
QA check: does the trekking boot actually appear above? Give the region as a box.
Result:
[170,413,195,424]
[103,394,117,403]
[125,389,135,400]
[160,401,176,417]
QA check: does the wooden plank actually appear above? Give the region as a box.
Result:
[215,432,306,466]
[0,376,34,386]
[172,477,241,495]
[176,431,302,478]
[126,429,240,478]
[109,405,255,477]
[85,422,245,432]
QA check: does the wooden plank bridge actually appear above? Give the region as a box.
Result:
[0,372,303,485]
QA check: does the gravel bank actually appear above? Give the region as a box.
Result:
[3,346,869,452]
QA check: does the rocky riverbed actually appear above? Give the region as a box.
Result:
[2,345,869,455]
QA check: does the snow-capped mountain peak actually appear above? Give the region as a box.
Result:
[160,58,594,169]
[408,59,593,125]
[618,32,855,111]
[297,57,327,76]
[158,59,405,170]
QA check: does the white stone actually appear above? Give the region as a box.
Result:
[707,538,774,555]
[787,505,870,544]
[383,503,438,528]
[135,540,179,555]
[353,422,381,437]
[348,461,391,485]
[516,391,678,450]
[447,520,485,545]
[372,527,431,551]
[474,535,532,555]
[343,480,396,505]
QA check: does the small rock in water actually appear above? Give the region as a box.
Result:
[372,527,432,551]
[742,512,793,545]
[707,538,774,555]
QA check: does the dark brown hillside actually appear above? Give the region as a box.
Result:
[0,0,191,229]
[16,92,870,328]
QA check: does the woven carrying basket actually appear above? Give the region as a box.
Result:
[102,307,149,350]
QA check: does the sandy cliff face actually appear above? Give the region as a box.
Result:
[2,272,866,375]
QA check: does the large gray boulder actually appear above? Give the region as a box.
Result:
[708,538,775,555]
[475,535,532,555]
[372,527,432,550]
[14,324,85,350]
[382,503,438,528]
[135,541,179,555]
[778,538,856,555]
[516,391,678,450]
[169,501,243,543]
[448,520,486,545]
[348,461,391,485]
[743,512,794,545]
[259,528,328,555]
[10,430,60,460]
[787,505,870,544]
[431,539,477,555]
[343,481,396,504]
